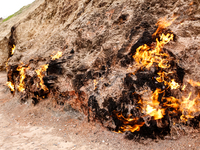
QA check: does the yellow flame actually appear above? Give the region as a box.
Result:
[181,85,186,91]
[51,51,63,60]
[133,33,173,70]
[6,81,15,91]
[146,105,165,120]
[144,89,165,120]
[168,79,180,90]
[179,92,200,121]
[11,45,16,55]
[17,66,30,92]
[36,64,49,91]
[93,79,98,90]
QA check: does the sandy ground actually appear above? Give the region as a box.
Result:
[0,72,199,150]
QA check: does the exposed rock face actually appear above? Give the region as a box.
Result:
[1,0,200,137]
[0,37,9,70]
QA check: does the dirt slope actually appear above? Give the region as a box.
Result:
[0,0,199,148]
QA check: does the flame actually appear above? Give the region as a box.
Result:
[36,64,49,91]
[115,16,200,133]
[11,45,16,55]
[187,79,200,87]
[179,92,200,121]
[164,96,179,109]
[93,79,98,90]
[133,33,173,70]
[153,16,178,36]
[51,51,63,60]
[168,79,180,90]
[6,81,15,91]
[17,66,30,92]
[114,111,145,133]
[181,85,186,91]
[143,89,165,120]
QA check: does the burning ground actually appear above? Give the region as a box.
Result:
[1,0,200,142]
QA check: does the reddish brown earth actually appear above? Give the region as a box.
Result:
[0,72,199,149]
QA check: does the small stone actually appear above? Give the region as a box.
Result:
[70,49,75,54]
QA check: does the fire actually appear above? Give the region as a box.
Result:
[114,111,145,133]
[133,33,173,70]
[17,66,30,92]
[93,79,98,90]
[36,64,49,91]
[153,16,178,36]
[168,79,180,90]
[51,51,63,60]
[187,79,200,87]
[180,92,200,121]
[115,16,200,133]
[11,45,16,55]
[164,96,179,109]
[6,81,15,91]
[143,89,165,120]
[146,105,164,120]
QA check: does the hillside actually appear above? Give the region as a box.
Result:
[0,0,200,149]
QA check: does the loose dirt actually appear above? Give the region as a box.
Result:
[0,72,199,150]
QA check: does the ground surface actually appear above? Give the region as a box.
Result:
[0,72,199,150]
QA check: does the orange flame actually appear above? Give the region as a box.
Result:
[93,79,98,90]
[36,64,49,91]
[114,111,145,133]
[133,33,173,70]
[117,16,200,133]
[11,45,16,55]
[180,92,200,121]
[143,89,165,120]
[164,96,179,109]
[153,16,178,36]
[187,79,200,87]
[6,81,15,91]
[51,51,63,60]
[17,66,30,92]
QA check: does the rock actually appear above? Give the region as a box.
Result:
[0,37,9,71]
